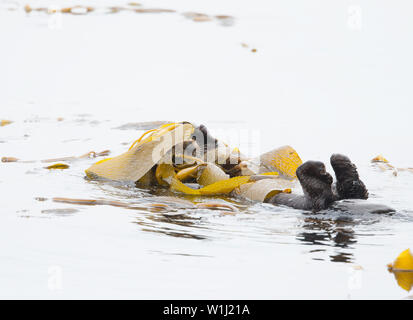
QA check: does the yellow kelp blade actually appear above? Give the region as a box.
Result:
[235,178,295,202]
[0,120,13,127]
[387,249,413,291]
[85,123,194,182]
[259,145,303,179]
[197,163,229,186]
[198,176,251,195]
[45,163,70,170]
[176,163,207,182]
[391,271,413,292]
[170,176,251,196]
[372,155,389,163]
[388,249,413,272]
[155,163,177,186]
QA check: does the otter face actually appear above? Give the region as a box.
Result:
[191,124,218,153]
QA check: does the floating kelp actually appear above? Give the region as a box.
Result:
[1,150,109,164]
[52,196,239,214]
[182,12,212,22]
[240,43,257,52]
[371,154,412,176]
[19,3,236,29]
[258,145,302,178]
[134,8,175,14]
[215,15,235,27]
[1,157,19,163]
[372,155,389,163]
[197,163,229,186]
[86,123,194,182]
[53,197,171,212]
[170,175,251,196]
[114,121,173,131]
[388,249,413,272]
[44,163,70,170]
[234,178,294,202]
[86,123,302,199]
[176,163,207,182]
[388,249,413,292]
[0,120,12,127]
[61,6,94,15]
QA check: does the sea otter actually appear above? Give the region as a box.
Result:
[266,154,395,214]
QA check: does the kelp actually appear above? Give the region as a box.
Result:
[1,157,19,163]
[170,175,251,196]
[182,12,212,22]
[52,196,239,214]
[234,178,294,202]
[85,122,194,182]
[155,163,250,195]
[53,197,171,212]
[134,8,175,14]
[176,163,207,182]
[388,249,413,292]
[388,249,413,272]
[197,163,229,186]
[85,123,303,199]
[259,145,303,179]
[1,150,110,164]
[19,2,235,30]
[371,155,413,176]
[45,163,70,170]
[114,121,173,131]
[0,120,13,127]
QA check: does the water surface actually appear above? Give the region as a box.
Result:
[1,0,412,299]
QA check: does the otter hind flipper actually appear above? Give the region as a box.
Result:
[268,161,336,212]
[330,154,369,200]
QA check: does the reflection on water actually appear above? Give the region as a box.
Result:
[389,271,413,293]
[135,212,209,241]
[297,217,359,263]
[88,177,394,266]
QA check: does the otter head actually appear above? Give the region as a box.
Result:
[296,161,335,211]
[191,124,218,153]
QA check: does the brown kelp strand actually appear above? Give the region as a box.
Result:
[20,4,234,27]
[0,120,13,127]
[1,150,110,164]
[52,197,171,212]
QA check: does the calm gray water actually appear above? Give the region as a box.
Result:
[1,0,412,299]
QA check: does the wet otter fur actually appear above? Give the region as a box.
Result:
[267,154,395,214]
[330,154,369,200]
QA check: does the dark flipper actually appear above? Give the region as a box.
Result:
[268,161,336,212]
[330,154,369,200]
